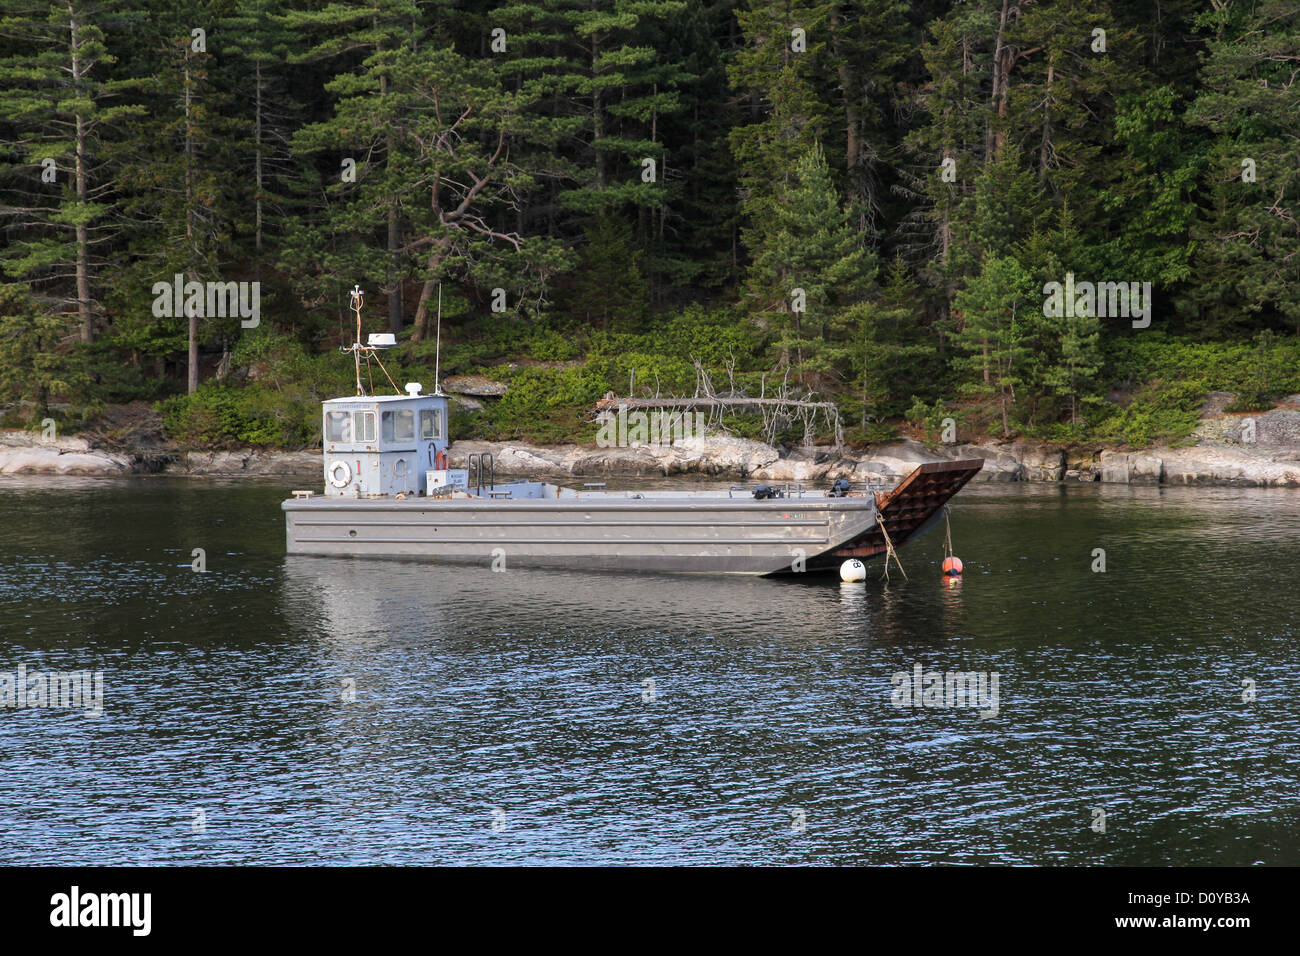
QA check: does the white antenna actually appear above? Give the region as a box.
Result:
[433,283,443,395]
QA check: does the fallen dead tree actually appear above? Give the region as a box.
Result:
[593,360,844,450]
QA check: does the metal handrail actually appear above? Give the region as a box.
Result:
[467,451,495,496]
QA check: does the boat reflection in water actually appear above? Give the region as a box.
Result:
[278,554,965,654]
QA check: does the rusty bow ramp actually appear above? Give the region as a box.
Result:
[811,459,984,570]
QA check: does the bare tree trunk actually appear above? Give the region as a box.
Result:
[187,277,199,394]
[410,277,436,343]
[987,0,1012,164]
[75,115,92,344]
[1039,62,1053,178]
[409,240,450,344]
[70,11,93,343]
[185,53,199,395]
[830,11,865,220]
[381,65,402,334]
[795,311,804,380]
[388,208,402,333]
[254,60,263,281]
[592,34,604,189]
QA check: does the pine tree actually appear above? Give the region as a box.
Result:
[221,0,301,286]
[900,0,998,310]
[630,0,734,297]
[1001,0,1138,221]
[842,255,944,429]
[111,11,240,393]
[1043,307,1102,425]
[0,0,142,343]
[951,254,1035,436]
[1097,85,1200,306]
[747,142,874,385]
[294,40,571,346]
[279,0,426,334]
[0,283,90,421]
[827,0,910,227]
[564,213,649,329]
[556,0,689,218]
[728,0,835,257]
[1186,0,1300,335]
[1015,206,1101,425]
[949,142,1048,284]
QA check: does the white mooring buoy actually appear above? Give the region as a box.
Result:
[840,559,867,582]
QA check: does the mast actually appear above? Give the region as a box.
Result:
[351,285,364,396]
[339,282,401,397]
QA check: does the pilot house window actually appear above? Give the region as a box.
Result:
[325,409,375,443]
[382,408,415,443]
[355,411,375,441]
[325,410,348,442]
[419,408,442,440]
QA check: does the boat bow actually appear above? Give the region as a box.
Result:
[827,459,984,562]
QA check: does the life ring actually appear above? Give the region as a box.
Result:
[435,449,448,470]
[328,460,352,488]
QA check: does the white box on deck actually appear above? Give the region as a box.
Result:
[427,469,469,495]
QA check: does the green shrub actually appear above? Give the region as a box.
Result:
[480,363,612,442]
[906,396,948,435]
[156,382,320,448]
[157,384,242,446]
[1090,403,1199,447]
[844,420,900,446]
[527,327,582,361]
[1225,391,1273,413]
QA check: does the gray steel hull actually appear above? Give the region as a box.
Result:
[282,495,880,575]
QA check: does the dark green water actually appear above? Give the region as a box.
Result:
[0,476,1297,865]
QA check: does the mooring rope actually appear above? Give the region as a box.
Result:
[943,505,954,559]
[878,514,907,581]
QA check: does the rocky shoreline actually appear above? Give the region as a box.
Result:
[442,400,1300,486]
[4,395,1299,487]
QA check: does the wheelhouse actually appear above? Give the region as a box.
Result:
[321,384,449,497]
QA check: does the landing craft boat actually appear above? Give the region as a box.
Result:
[281,288,982,575]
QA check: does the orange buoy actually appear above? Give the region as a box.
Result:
[942,556,963,577]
